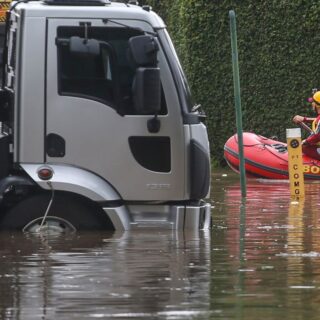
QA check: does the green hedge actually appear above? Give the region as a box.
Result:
[143,0,320,166]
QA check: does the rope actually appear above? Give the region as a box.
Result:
[38,182,55,232]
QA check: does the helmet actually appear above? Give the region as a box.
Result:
[313,91,320,105]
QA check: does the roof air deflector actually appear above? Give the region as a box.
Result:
[44,0,110,6]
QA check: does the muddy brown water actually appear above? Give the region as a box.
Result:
[1,170,320,319]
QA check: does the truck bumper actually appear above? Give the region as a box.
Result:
[103,202,211,231]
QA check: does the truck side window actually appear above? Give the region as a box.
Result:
[56,26,167,115]
[58,39,116,106]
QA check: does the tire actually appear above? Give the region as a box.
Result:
[0,192,114,232]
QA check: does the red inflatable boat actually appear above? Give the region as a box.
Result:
[224,132,320,179]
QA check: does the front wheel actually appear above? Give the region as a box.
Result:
[0,192,114,232]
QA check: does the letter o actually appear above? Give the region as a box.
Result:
[311,166,320,174]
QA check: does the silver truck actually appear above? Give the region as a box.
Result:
[0,0,211,232]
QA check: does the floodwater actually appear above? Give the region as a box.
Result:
[1,170,320,319]
[211,170,320,320]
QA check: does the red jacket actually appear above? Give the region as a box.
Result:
[306,115,320,145]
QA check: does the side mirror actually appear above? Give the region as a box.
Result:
[129,35,158,67]
[69,36,100,56]
[133,67,161,115]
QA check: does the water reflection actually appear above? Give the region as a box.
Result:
[3,171,320,319]
[211,172,320,320]
[0,230,211,320]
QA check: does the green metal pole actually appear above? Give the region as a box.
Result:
[229,10,246,198]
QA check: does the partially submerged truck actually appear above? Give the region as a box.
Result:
[0,0,211,232]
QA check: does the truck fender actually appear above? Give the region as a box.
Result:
[21,164,121,202]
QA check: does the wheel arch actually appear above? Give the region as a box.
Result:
[20,163,121,202]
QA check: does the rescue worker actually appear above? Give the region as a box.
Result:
[293,91,320,160]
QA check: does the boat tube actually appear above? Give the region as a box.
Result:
[224,132,320,179]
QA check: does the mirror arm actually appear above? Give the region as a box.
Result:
[147,113,161,133]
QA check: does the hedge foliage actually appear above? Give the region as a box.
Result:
[142,0,320,166]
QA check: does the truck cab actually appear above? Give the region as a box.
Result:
[0,0,211,232]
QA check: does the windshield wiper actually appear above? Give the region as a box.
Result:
[102,19,157,36]
[191,104,202,112]
[191,104,206,121]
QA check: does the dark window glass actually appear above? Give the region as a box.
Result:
[56,26,167,115]
[6,28,16,89]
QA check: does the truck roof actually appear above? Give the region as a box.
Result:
[12,0,166,29]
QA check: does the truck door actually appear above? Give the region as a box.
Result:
[46,19,186,201]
